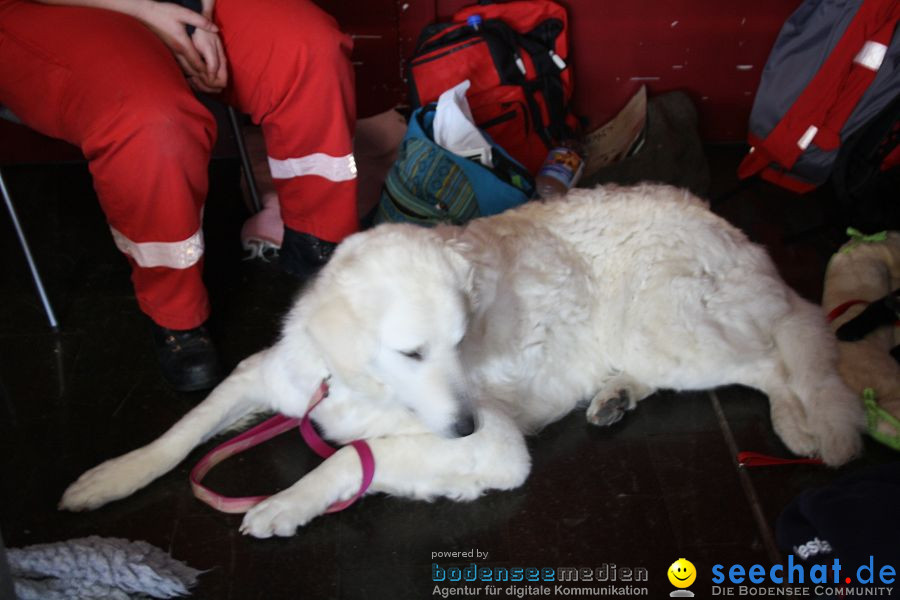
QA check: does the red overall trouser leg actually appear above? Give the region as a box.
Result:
[0,0,357,329]
[0,1,215,329]
[216,0,359,244]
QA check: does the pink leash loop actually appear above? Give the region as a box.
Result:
[190,414,303,513]
[190,380,375,514]
[297,385,376,513]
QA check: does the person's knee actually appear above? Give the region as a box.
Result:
[85,90,216,237]
[266,9,353,84]
[299,15,352,61]
[85,89,217,162]
[126,95,216,158]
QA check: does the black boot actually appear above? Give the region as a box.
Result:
[151,323,222,392]
[279,228,337,279]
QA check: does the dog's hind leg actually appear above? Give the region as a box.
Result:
[240,410,531,538]
[586,374,655,427]
[756,377,820,458]
[749,292,864,466]
[60,350,283,511]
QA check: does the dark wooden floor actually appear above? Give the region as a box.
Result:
[0,147,895,599]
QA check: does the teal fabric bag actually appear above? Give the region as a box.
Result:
[376,104,534,226]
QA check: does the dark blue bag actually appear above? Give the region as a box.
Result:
[376,103,534,226]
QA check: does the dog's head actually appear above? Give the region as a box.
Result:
[301,224,477,438]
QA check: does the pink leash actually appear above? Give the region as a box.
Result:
[190,380,375,514]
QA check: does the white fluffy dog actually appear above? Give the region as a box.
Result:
[60,184,864,537]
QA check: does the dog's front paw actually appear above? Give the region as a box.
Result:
[59,449,161,511]
[240,495,319,538]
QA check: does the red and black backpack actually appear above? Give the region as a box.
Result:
[408,0,581,175]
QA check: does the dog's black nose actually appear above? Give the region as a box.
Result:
[453,414,477,437]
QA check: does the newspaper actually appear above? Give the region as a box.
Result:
[582,86,648,179]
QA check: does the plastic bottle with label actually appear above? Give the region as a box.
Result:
[535,140,585,198]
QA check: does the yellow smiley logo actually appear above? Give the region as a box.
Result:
[668,558,697,588]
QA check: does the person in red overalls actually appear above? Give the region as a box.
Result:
[0,0,358,390]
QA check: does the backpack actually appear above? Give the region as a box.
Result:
[831,92,900,232]
[738,0,900,193]
[408,0,580,175]
[375,103,535,227]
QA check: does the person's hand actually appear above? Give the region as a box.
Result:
[133,0,219,82]
[188,28,228,93]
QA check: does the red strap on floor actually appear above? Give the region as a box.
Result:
[737,451,824,468]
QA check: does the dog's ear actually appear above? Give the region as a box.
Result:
[305,294,383,396]
[441,239,476,298]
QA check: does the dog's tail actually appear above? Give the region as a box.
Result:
[768,291,864,466]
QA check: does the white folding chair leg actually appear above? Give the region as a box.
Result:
[1,168,59,331]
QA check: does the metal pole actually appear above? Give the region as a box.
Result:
[227,106,263,214]
[1,168,59,331]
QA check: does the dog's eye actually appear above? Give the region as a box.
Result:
[400,348,424,361]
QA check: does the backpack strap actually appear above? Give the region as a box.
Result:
[478,18,574,145]
[512,19,575,143]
